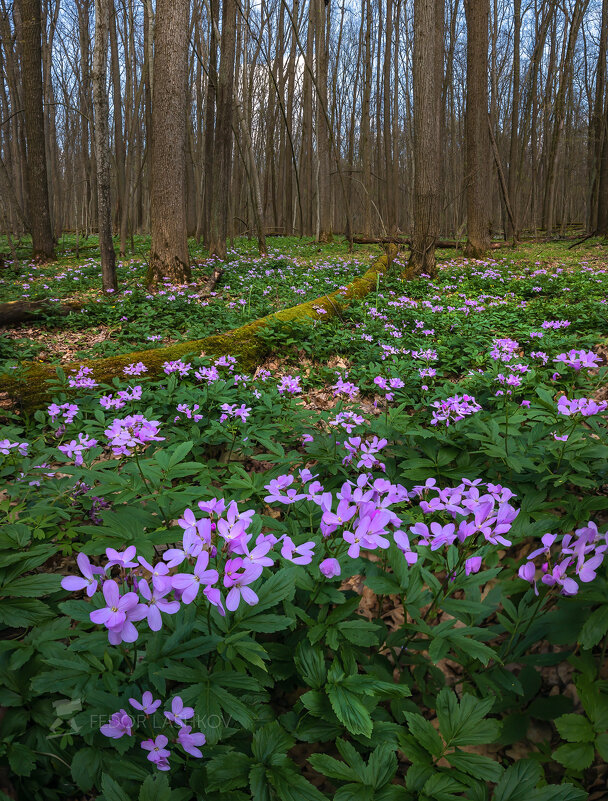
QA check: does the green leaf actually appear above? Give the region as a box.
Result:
[533,785,588,801]
[555,713,595,743]
[206,751,251,791]
[422,773,467,801]
[404,713,444,757]
[436,688,499,746]
[552,742,594,771]
[8,743,36,777]
[0,598,52,627]
[493,759,543,801]
[339,619,382,646]
[367,743,398,789]
[100,774,131,801]
[139,774,171,801]
[596,732,608,761]
[307,753,356,783]
[0,574,61,597]
[445,750,503,782]
[579,605,608,650]
[294,641,327,689]
[71,748,102,791]
[252,721,295,764]
[327,684,373,738]
[167,441,194,467]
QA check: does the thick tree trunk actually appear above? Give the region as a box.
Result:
[409,0,443,275]
[92,0,117,292]
[20,0,54,260]
[147,0,191,285]
[464,0,491,257]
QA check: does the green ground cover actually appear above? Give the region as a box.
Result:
[0,238,607,800]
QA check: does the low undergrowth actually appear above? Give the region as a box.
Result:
[0,240,607,800]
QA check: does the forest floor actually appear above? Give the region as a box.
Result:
[1,235,608,799]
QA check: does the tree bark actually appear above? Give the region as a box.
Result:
[92,0,117,292]
[464,0,491,257]
[315,0,332,242]
[209,0,237,259]
[147,0,191,285]
[20,0,54,260]
[409,0,443,275]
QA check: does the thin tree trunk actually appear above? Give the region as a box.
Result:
[92,0,117,291]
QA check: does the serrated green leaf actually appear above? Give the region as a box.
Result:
[71,748,102,791]
[100,773,131,801]
[446,750,503,782]
[493,759,543,801]
[552,742,594,771]
[307,753,356,783]
[555,713,595,743]
[579,605,608,650]
[139,773,171,801]
[404,713,444,757]
[327,684,373,738]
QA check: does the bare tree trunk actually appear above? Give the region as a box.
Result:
[147,0,191,285]
[383,0,394,232]
[589,0,608,231]
[464,0,491,257]
[209,0,237,258]
[507,0,520,240]
[360,0,372,236]
[109,3,126,256]
[542,0,587,233]
[315,0,332,242]
[92,0,117,291]
[20,0,54,260]
[410,0,443,275]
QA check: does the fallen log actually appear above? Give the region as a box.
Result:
[0,299,84,327]
[352,236,509,250]
[0,244,398,411]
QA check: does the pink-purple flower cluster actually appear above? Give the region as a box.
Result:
[48,402,79,424]
[68,365,98,388]
[277,374,302,394]
[101,691,205,771]
[104,414,164,456]
[58,433,98,466]
[557,395,608,417]
[553,350,602,371]
[219,403,251,423]
[430,394,482,426]
[519,522,607,596]
[0,438,29,457]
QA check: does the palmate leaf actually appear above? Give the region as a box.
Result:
[436,688,500,747]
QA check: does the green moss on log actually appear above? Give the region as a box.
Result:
[0,244,397,410]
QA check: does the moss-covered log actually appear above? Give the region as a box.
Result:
[0,299,84,326]
[0,244,397,411]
